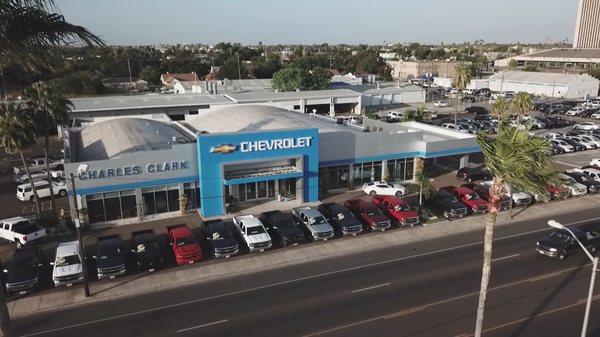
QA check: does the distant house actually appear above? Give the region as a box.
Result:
[101,77,148,92]
[160,72,199,88]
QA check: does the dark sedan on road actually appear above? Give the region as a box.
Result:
[131,230,165,273]
[536,228,599,260]
[4,245,44,295]
[204,221,239,258]
[261,211,306,246]
[456,167,491,182]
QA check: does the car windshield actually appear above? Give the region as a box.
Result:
[466,193,479,200]
[337,211,354,220]
[55,254,80,267]
[550,231,573,242]
[136,241,159,253]
[176,236,196,247]
[274,218,296,229]
[247,226,266,235]
[393,204,410,212]
[10,256,35,272]
[443,195,458,203]
[310,216,328,225]
[366,207,383,216]
[98,244,121,259]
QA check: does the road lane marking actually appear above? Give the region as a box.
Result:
[383,306,426,319]
[492,253,520,262]
[17,216,600,337]
[351,283,390,293]
[176,319,228,333]
[452,296,600,337]
[528,270,565,282]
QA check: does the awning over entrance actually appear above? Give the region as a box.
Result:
[224,165,303,186]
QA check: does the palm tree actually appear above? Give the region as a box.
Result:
[0,102,41,216]
[511,92,533,122]
[473,119,561,337]
[452,64,472,125]
[26,82,72,219]
[0,0,104,71]
[414,157,433,206]
[507,59,518,70]
[402,106,430,122]
[490,96,509,119]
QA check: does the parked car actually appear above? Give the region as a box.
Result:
[460,183,511,210]
[292,207,335,241]
[13,169,64,184]
[16,179,67,202]
[318,203,363,236]
[569,168,600,182]
[536,117,556,128]
[557,138,586,151]
[439,186,489,214]
[94,235,127,280]
[203,221,239,258]
[261,211,306,245]
[574,122,599,130]
[591,111,600,120]
[4,245,44,295]
[13,156,64,176]
[425,190,469,219]
[51,241,84,287]
[456,167,491,182]
[233,215,272,251]
[387,111,405,120]
[441,122,469,133]
[590,158,600,168]
[549,139,574,153]
[558,173,587,197]
[344,199,392,231]
[460,96,476,103]
[0,217,46,248]
[566,136,597,149]
[166,224,202,265]
[565,106,585,116]
[433,101,448,108]
[362,181,406,197]
[536,227,599,260]
[130,229,165,272]
[564,171,600,194]
[372,196,420,227]
[481,180,533,206]
[465,106,488,115]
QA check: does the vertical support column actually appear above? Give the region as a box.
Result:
[347,164,354,189]
[329,97,335,117]
[382,160,388,182]
[135,188,144,220]
[300,98,306,113]
[459,154,470,168]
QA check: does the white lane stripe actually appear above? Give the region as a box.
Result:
[351,283,390,293]
[492,254,520,262]
[176,319,228,333]
[18,216,600,337]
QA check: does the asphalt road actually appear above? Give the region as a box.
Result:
[12,206,600,337]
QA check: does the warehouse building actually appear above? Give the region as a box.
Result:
[63,105,479,227]
[486,71,599,98]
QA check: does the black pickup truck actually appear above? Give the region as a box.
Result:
[536,228,600,260]
[318,203,363,236]
[425,190,468,219]
[261,211,306,247]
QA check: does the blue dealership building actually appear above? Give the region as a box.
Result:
[63,105,479,227]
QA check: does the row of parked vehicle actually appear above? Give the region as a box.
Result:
[11,155,68,202]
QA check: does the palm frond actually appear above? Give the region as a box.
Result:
[0,102,37,154]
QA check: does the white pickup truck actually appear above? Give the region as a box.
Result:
[13,156,64,175]
[232,215,272,252]
[0,217,47,248]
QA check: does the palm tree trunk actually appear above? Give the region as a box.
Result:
[43,111,56,218]
[474,209,497,336]
[454,96,459,126]
[19,151,41,217]
[508,193,513,219]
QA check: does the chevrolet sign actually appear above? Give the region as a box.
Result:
[240,137,312,153]
[210,144,237,154]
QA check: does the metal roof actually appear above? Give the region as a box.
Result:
[224,89,360,103]
[488,71,598,84]
[70,94,234,112]
[517,48,600,60]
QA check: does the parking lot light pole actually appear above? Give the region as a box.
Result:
[69,173,90,298]
[548,220,598,337]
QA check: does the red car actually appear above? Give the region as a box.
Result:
[166,224,203,265]
[439,186,489,214]
[344,199,392,231]
[371,196,420,227]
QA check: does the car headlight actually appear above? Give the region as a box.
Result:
[536,242,540,246]
[549,248,557,252]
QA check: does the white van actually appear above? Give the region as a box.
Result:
[16,179,67,201]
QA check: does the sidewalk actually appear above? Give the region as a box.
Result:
[9,194,600,318]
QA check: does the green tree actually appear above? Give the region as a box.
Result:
[452,64,472,125]
[491,96,509,119]
[308,67,332,90]
[218,57,247,80]
[0,0,103,71]
[26,82,71,219]
[402,106,431,122]
[473,120,560,337]
[273,67,310,91]
[414,157,433,206]
[511,92,532,121]
[523,64,538,72]
[507,59,518,70]
[138,66,160,84]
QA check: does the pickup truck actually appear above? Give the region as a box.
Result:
[130,230,165,272]
[461,183,510,211]
[371,196,420,227]
[536,227,600,260]
[261,211,306,246]
[203,222,239,258]
[0,217,46,248]
[292,207,335,241]
[51,241,84,287]
[4,245,44,295]
[344,199,392,231]
[439,186,489,214]
[13,156,64,175]
[13,169,64,184]
[94,235,126,280]
[166,224,203,265]
[233,215,272,252]
[425,191,469,219]
[318,203,363,236]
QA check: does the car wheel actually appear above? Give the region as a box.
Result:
[59,190,67,197]
[16,241,22,249]
[369,191,377,196]
[558,251,566,260]
[588,245,597,253]
[468,177,474,182]
[395,191,403,197]
[443,211,450,219]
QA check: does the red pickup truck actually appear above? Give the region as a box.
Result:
[371,196,420,227]
[166,224,203,265]
[344,199,391,231]
[439,186,489,214]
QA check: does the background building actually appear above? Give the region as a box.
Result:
[486,71,600,98]
[574,0,600,49]
[387,60,468,80]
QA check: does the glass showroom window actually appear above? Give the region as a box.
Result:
[85,190,138,224]
[387,158,415,182]
[142,185,180,216]
[320,165,350,191]
[352,161,382,186]
[183,182,200,210]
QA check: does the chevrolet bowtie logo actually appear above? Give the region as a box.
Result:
[210,144,237,154]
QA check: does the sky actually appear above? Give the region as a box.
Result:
[56,0,580,45]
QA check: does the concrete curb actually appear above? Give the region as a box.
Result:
[10,194,600,319]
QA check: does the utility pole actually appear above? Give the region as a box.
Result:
[237,55,242,80]
[69,173,90,298]
[127,58,133,93]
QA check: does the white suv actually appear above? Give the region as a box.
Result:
[387,111,405,120]
[16,179,67,201]
[52,241,84,287]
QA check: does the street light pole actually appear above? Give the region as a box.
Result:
[69,173,90,298]
[548,220,598,337]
